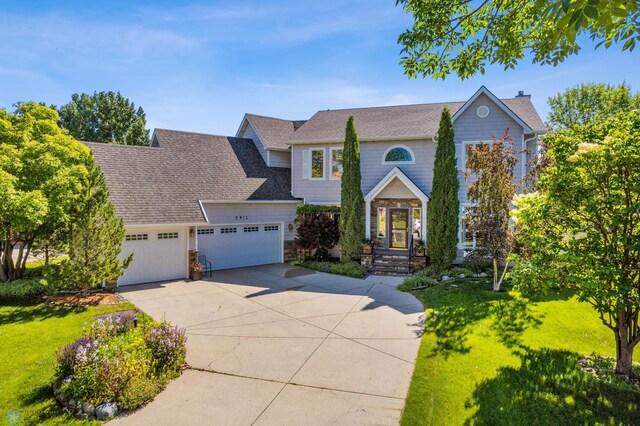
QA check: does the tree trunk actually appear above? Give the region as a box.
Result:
[45,245,50,265]
[492,258,500,291]
[614,320,636,376]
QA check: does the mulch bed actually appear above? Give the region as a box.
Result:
[47,292,125,307]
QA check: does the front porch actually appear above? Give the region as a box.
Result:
[361,168,429,275]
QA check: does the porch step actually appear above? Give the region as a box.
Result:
[370,253,412,276]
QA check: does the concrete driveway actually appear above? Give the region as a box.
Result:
[113,264,424,425]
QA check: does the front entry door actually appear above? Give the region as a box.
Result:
[389,209,409,249]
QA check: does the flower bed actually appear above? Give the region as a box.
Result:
[53,311,187,420]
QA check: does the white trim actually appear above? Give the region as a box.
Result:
[201,221,285,227]
[421,199,427,244]
[365,202,372,239]
[459,140,485,171]
[382,144,416,165]
[451,86,534,133]
[267,147,291,152]
[304,200,341,206]
[199,200,301,204]
[288,134,436,145]
[309,147,325,180]
[125,222,206,228]
[376,207,386,238]
[330,146,343,180]
[364,167,429,203]
[197,200,210,223]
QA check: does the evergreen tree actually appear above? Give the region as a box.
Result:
[427,107,460,270]
[339,116,365,261]
[47,158,132,292]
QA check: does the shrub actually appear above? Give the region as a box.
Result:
[56,315,187,414]
[399,275,438,291]
[447,267,474,277]
[291,260,365,279]
[295,213,340,259]
[144,323,187,375]
[56,337,98,377]
[0,278,46,301]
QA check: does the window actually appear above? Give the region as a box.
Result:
[197,228,215,235]
[220,227,237,234]
[476,105,490,118]
[412,208,421,239]
[244,226,259,232]
[265,225,279,231]
[125,234,148,241]
[377,207,386,238]
[158,232,179,239]
[383,145,414,164]
[311,148,324,179]
[460,206,480,248]
[330,148,343,179]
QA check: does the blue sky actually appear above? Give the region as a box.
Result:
[1,0,639,135]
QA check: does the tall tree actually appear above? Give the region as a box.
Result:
[465,132,518,291]
[58,91,150,146]
[340,116,365,261]
[396,0,640,80]
[547,82,640,130]
[427,108,459,270]
[512,110,640,375]
[47,159,131,293]
[0,102,90,281]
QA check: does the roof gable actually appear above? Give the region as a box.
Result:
[451,86,533,133]
[365,167,429,202]
[238,113,304,150]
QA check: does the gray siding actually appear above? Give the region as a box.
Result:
[454,93,525,204]
[268,150,291,168]
[291,140,436,202]
[239,121,268,164]
[202,202,300,240]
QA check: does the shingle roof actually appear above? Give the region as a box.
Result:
[245,114,305,150]
[87,129,297,225]
[290,96,545,143]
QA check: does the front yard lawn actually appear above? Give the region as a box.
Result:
[0,301,136,425]
[401,280,640,425]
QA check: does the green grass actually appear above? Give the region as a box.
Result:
[289,260,366,278]
[400,280,640,425]
[0,302,136,425]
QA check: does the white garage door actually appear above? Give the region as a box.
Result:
[198,223,282,270]
[118,228,187,286]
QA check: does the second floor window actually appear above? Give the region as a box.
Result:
[311,148,324,179]
[383,145,415,164]
[331,148,343,179]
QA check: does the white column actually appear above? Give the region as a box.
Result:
[421,200,427,243]
[365,200,371,239]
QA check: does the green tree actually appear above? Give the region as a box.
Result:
[58,91,150,146]
[47,160,131,293]
[512,110,640,375]
[397,0,640,80]
[427,108,460,270]
[466,132,518,291]
[340,116,365,261]
[0,103,90,281]
[547,82,640,130]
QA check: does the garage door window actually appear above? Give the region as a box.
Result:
[220,227,237,234]
[158,232,179,239]
[265,225,279,231]
[125,234,148,241]
[244,226,259,232]
[197,228,215,235]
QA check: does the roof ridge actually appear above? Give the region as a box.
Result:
[82,141,158,149]
[154,128,248,140]
[246,113,303,123]
[314,100,466,113]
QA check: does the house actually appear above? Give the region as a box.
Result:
[89,86,545,286]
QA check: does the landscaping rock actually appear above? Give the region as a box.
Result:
[96,402,118,420]
[478,272,488,278]
[459,274,466,279]
[82,402,95,416]
[441,276,451,281]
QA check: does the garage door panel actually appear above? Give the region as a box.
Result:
[118,228,187,286]
[198,224,282,271]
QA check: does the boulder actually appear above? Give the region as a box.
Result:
[459,274,466,279]
[96,402,118,420]
[478,272,488,278]
[83,402,96,416]
[441,275,451,281]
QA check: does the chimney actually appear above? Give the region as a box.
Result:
[516,90,531,98]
